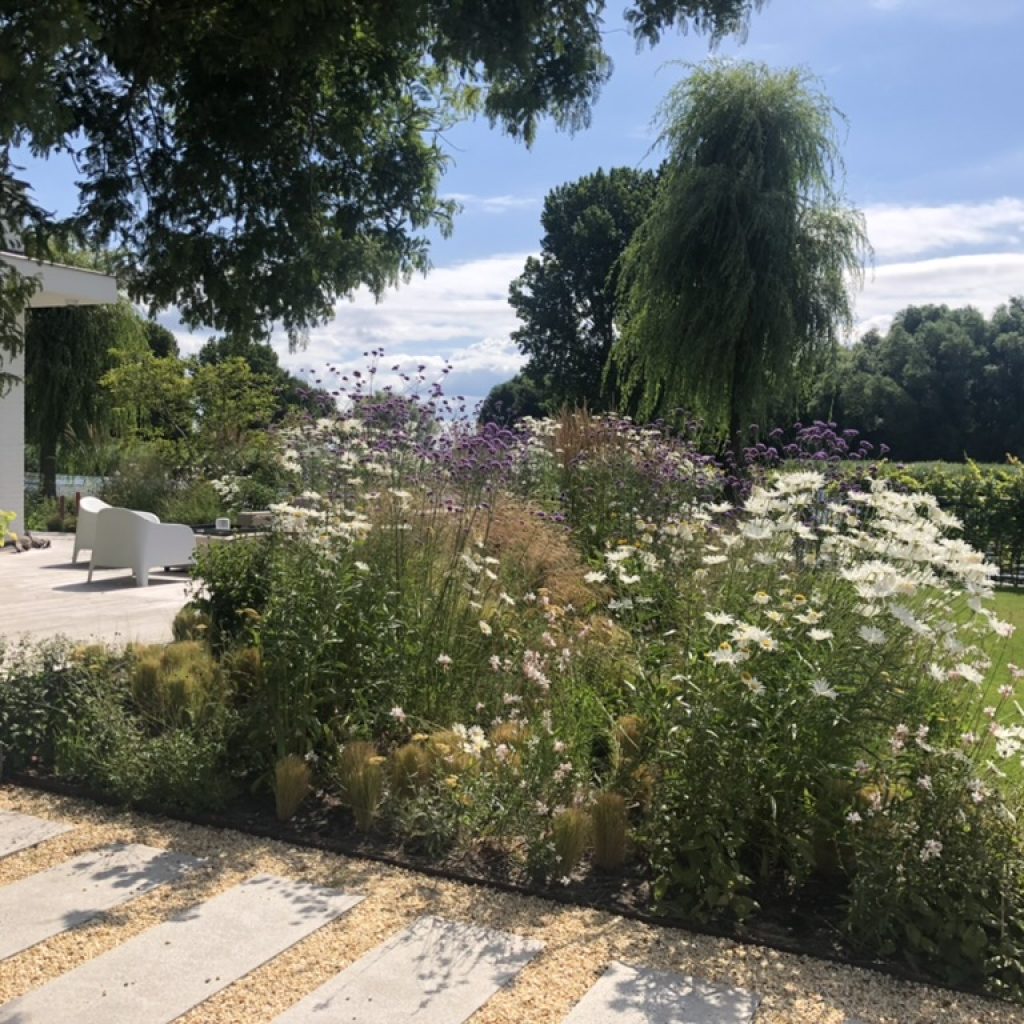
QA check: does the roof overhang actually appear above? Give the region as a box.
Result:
[0,251,119,307]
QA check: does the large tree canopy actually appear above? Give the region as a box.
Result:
[0,0,767,354]
[509,166,660,410]
[814,299,1024,462]
[610,61,868,442]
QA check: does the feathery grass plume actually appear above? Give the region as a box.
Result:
[274,754,312,821]
[552,808,591,877]
[130,641,220,729]
[390,741,433,797]
[171,605,210,642]
[222,645,264,698]
[612,714,645,769]
[591,791,628,871]
[485,497,596,608]
[336,740,385,831]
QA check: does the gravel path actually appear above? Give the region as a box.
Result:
[0,785,1016,1024]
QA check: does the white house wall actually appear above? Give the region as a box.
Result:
[0,327,25,533]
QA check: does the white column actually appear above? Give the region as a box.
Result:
[0,312,26,534]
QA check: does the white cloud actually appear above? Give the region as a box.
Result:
[855,252,1024,335]
[863,0,1019,21]
[269,253,532,408]
[864,198,1024,260]
[443,193,540,214]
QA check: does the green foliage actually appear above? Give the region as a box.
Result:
[100,444,179,516]
[191,536,275,649]
[25,298,148,495]
[0,639,114,776]
[55,690,233,814]
[509,167,660,410]
[478,373,548,427]
[0,3,762,343]
[612,61,868,440]
[159,480,225,526]
[819,298,1024,462]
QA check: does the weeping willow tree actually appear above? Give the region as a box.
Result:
[610,61,870,446]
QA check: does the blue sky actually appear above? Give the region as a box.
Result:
[17,0,1024,406]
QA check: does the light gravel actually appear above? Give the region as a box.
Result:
[0,785,1016,1024]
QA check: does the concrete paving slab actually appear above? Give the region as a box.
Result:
[0,534,189,646]
[272,915,543,1024]
[0,874,364,1024]
[0,808,71,859]
[0,843,199,960]
[562,961,759,1024]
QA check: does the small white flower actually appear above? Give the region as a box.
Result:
[354,561,370,573]
[846,811,862,824]
[389,706,406,722]
[436,653,453,669]
[808,628,834,642]
[752,591,771,605]
[920,839,943,863]
[858,625,887,646]
[479,620,493,636]
[706,643,749,667]
[618,573,641,585]
[810,679,838,700]
[703,611,735,627]
[584,570,607,584]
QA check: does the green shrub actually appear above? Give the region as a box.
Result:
[191,535,274,649]
[172,605,211,642]
[101,444,178,515]
[0,639,116,776]
[159,479,224,525]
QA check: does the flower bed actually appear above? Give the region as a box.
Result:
[2,402,1023,1002]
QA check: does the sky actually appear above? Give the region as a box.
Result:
[15,0,1024,408]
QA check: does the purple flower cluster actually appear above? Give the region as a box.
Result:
[742,421,889,466]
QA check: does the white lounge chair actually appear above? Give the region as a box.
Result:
[87,507,196,587]
[73,497,159,563]
[72,496,110,563]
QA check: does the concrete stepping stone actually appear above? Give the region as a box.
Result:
[0,809,71,858]
[271,915,543,1024]
[563,961,759,1024]
[0,843,199,960]
[0,873,364,1024]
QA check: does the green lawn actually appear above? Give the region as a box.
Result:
[988,590,1024,708]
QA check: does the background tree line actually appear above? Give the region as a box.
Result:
[811,300,1024,463]
[489,142,1023,465]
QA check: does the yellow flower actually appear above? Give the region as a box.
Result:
[445,775,459,788]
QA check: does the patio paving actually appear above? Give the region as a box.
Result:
[0,533,189,646]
